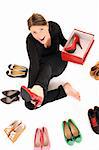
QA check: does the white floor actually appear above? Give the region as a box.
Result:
[0,0,99,150]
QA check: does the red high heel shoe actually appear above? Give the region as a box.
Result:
[21,86,43,108]
[64,34,82,53]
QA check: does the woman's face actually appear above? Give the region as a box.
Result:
[30,25,49,44]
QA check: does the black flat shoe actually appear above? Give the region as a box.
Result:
[8,64,28,72]
[6,70,27,78]
[88,109,99,134]
[2,90,20,98]
[1,96,20,104]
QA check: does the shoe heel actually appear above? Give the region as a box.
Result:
[77,41,82,49]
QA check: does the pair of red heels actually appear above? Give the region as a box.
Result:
[64,34,82,53]
[21,86,43,108]
[34,127,50,150]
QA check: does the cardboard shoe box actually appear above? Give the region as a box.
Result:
[61,29,94,65]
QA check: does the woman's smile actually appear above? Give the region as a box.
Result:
[40,36,45,41]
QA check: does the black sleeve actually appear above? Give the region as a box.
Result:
[26,35,40,88]
[58,24,67,47]
[26,35,39,63]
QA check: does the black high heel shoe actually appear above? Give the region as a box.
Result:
[2,90,20,98]
[1,96,20,104]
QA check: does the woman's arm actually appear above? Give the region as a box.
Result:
[58,24,67,47]
[26,35,40,88]
[26,35,39,63]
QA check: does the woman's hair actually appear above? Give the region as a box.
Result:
[27,13,47,30]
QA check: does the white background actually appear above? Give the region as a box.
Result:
[0,0,99,150]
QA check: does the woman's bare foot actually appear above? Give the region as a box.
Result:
[63,82,80,101]
[29,85,44,105]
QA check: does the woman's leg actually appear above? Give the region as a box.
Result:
[24,83,80,110]
[34,63,52,93]
[21,63,53,106]
[25,51,67,106]
[28,63,39,88]
[24,85,66,110]
[42,51,68,77]
[42,85,67,105]
[28,63,52,104]
[28,50,67,90]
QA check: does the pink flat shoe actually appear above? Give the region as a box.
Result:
[34,128,43,150]
[42,127,50,150]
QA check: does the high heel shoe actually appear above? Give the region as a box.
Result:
[34,128,43,150]
[2,90,20,98]
[42,127,50,150]
[1,96,20,104]
[68,119,82,143]
[21,86,43,108]
[64,34,82,53]
[62,121,74,145]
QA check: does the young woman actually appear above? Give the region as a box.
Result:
[21,13,80,110]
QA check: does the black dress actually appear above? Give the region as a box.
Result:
[25,21,68,110]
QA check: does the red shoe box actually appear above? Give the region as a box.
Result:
[61,29,94,65]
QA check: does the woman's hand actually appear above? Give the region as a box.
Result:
[44,33,51,48]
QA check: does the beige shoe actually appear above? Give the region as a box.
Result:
[8,64,28,72]
[8,123,26,142]
[4,120,22,136]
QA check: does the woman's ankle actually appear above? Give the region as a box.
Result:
[63,82,80,100]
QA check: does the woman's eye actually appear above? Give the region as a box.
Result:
[33,31,36,34]
[40,28,43,31]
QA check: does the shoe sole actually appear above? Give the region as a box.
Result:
[21,87,32,102]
